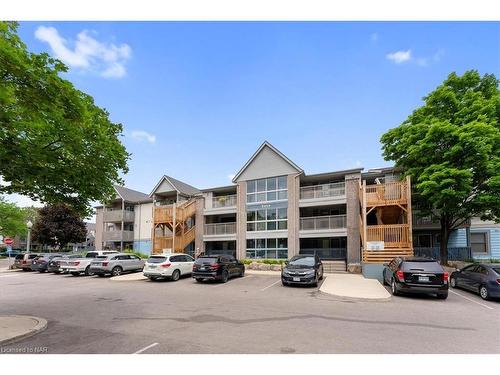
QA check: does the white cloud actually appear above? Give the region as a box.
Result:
[416,49,445,67]
[370,33,378,42]
[130,130,156,144]
[386,49,412,64]
[35,26,131,78]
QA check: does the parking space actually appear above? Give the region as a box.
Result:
[0,270,498,354]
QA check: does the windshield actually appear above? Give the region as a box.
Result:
[288,256,315,267]
[95,256,108,259]
[86,252,97,258]
[492,267,500,275]
[195,257,218,264]
[147,256,167,263]
[402,261,443,272]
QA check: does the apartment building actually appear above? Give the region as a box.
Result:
[94,141,499,271]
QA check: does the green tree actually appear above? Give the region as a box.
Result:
[0,22,129,216]
[0,196,28,237]
[32,204,86,250]
[381,70,500,265]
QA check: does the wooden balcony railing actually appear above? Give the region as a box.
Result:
[366,181,408,206]
[154,199,196,224]
[154,205,174,223]
[366,224,411,248]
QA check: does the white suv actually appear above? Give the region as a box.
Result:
[143,253,194,281]
[61,250,118,276]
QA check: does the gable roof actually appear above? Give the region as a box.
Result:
[232,141,303,183]
[114,185,151,203]
[149,175,201,197]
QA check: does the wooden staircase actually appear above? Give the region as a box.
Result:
[153,199,197,254]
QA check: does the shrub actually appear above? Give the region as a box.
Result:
[124,250,149,259]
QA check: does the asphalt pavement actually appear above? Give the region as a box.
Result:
[0,269,498,354]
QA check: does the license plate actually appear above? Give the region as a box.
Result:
[149,265,156,269]
[293,277,300,282]
[419,276,430,282]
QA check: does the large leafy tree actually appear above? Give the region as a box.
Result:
[0,22,129,216]
[32,204,87,250]
[381,70,500,265]
[0,196,28,237]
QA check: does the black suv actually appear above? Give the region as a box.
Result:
[281,255,323,287]
[192,255,245,283]
[383,257,449,299]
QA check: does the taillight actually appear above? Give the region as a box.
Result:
[102,262,108,267]
[22,260,27,264]
[396,270,405,282]
[193,264,198,270]
[496,279,500,285]
[443,272,449,282]
[161,263,171,268]
[73,261,80,266]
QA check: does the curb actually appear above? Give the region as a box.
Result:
[317,289,392,302]
[0,316,48,346]
[109,273,147,282]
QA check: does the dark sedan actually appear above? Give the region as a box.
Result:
[383,257,449,299]
[450,263,500,300]
[30,254,62,272]
[281,255,323,287]
[192,255,245,283]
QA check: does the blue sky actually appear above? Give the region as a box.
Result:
[15,21,500,197]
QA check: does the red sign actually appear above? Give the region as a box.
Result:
[4,237,13,245]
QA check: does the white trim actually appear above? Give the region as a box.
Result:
[232,141,303,183]
[149,175,179,197]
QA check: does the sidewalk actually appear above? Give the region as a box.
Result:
[0,315,48,345]
[110,272,147,281]
[320,273,391,301]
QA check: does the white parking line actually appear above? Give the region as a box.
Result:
[260,279,281,291]
[133,342,159,354]
[212,275,253,288]
[449,290,494,310]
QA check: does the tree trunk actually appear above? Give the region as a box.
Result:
[439,217,450,266]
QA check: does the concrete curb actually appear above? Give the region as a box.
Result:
[110,272,148,282]
[318,274,392,302]
[245,269,281,276]
[0,315,48,345]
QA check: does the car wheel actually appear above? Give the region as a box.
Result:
[437,292,448,300]
[391,279,399,296]
[221,270,229,283]
[171,269,180,282]
[282,279,289,286]
[111,266,123,277]
[319,267,324,280]
[239,268,245,277]
[479,285,489,300]
[450,277,457,288]
[85,266,94,276]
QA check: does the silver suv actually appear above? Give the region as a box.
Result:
[89,253,145,277]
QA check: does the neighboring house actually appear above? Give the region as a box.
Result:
[93,141,500,269]
[95,185,153,253]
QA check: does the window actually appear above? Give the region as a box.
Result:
[246,207,287,232]
[416,234,432,248]
[471,232,488,254]
[246,238,288,259]
[247,176,288,203]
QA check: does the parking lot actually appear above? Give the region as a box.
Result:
[0,266,499,354]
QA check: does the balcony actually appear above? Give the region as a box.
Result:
[299,215,347,238]
[365,181,408,207]
[204,222,237,236]
[365,224,411,249]
[299,182,346,207]
[212,195,237,208]
[103,210,135,223]
[103,230,134,242]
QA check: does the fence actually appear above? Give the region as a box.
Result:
[413,247,472,261]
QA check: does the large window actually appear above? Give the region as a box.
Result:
[247,207,287,231]
[246,238,288,259]
[471,232,488,254]
[247,176,287,203]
